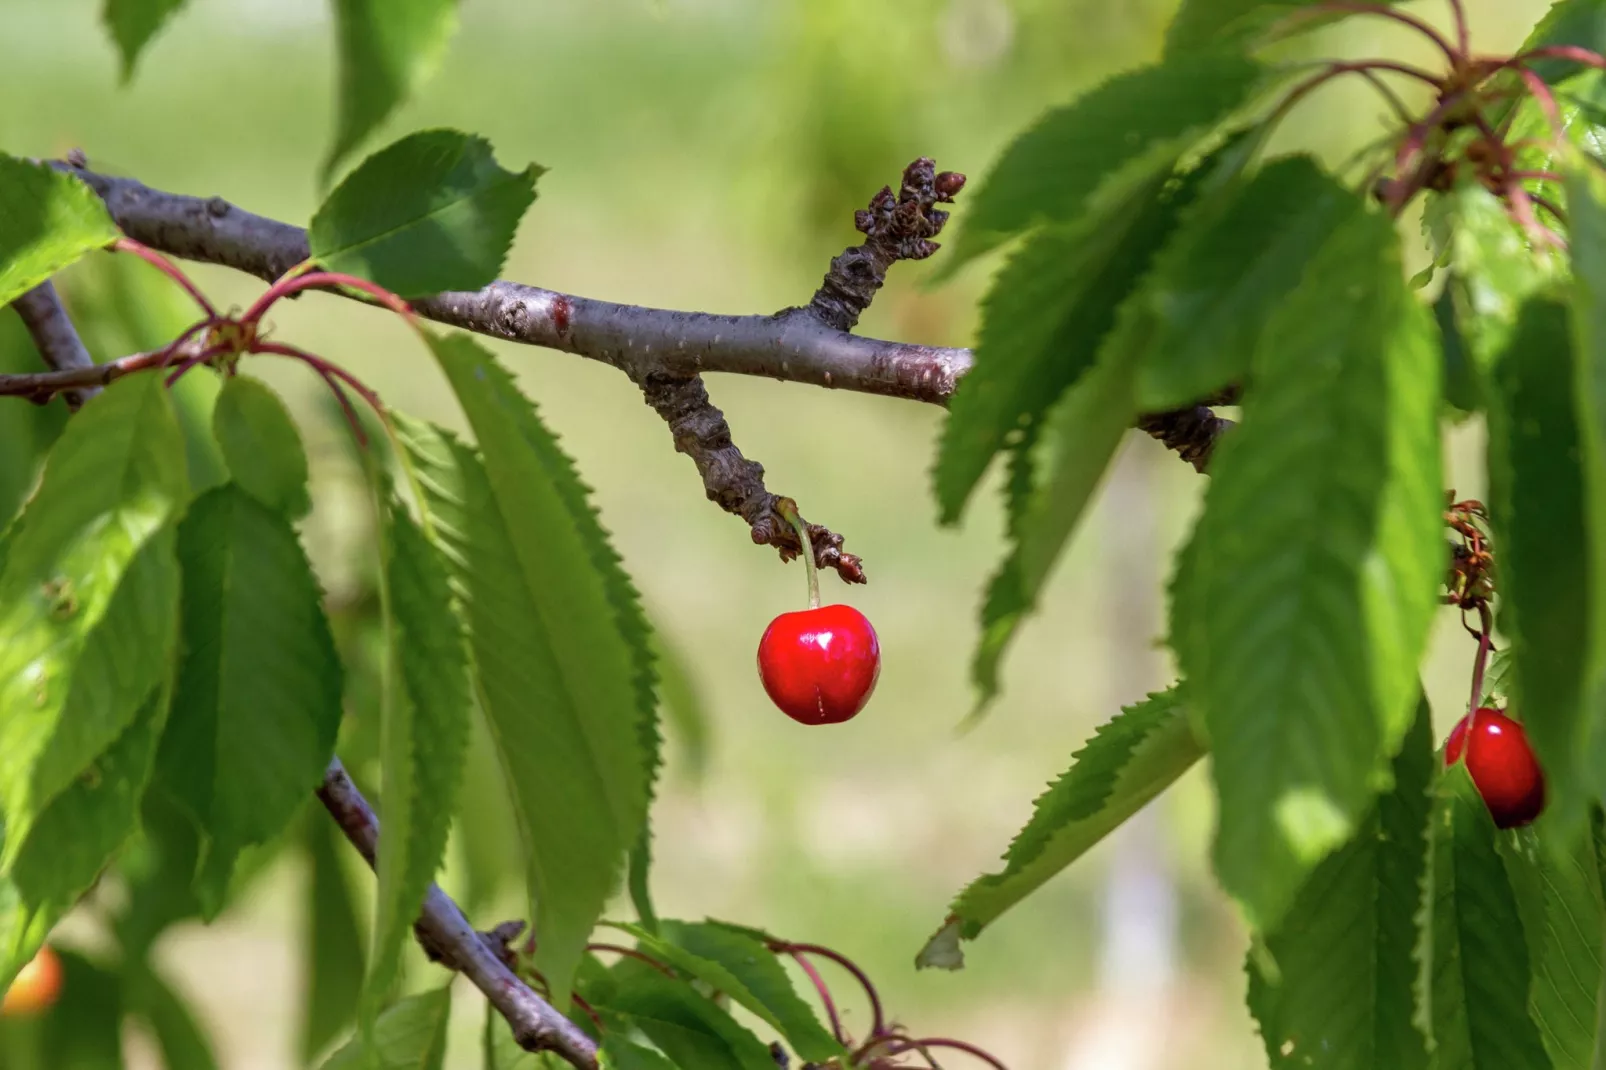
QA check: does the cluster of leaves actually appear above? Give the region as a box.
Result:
[0,95,796,1070]
[918,0,1606,1066]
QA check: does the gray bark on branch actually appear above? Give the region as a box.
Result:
[11,281,99,409]
[317,758,600,1070]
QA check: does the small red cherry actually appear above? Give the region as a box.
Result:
[758,604,880,725]
[1444,706,1546,829]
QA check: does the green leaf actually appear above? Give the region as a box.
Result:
[1436,186,1554,383]
[8,686,168,912]
[364,497,472,1023]
[482,1002,541,1070]
[969,333,1139,712]
[1164,0,1401,55]
[1172,208,1444,931]
[211,375,311,519]
[1248,693,1433,1070]
[0,311,68,526]
[1416,765,1551,1069]
[57,253,228,492]
[597,960,775,1070]
[0,155,119,308]
[36,950,124,1068]
[613,920,844,1063]
[942,52,1265,269]
[322,986,452,1070]
[0,373,187,871]
[1485,298,1593,837]
[126,962,220,1070]
[325,0,462,181]
[114,788,205,959]
[918,686,1202,968]
[396,369,656,1005]
[311,129,538,297]
[933,160,1194,523]
[101,0,190,81]
[1134,154,1367,411]
[1567,158,1606,810]
[1498,824,1604,1070]
[601,1037,679,1070]
[301,812,368,1064]
[157,484,343,914]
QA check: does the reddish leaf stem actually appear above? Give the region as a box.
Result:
[241,269,414,325]
[583,943,677,978]
[875,1037,1010,1069]
[772,942,884,1037]
[1308,2,1460,65]
[787,951,846,1044]
[1468,601,1495,715]
[112,237,217,316]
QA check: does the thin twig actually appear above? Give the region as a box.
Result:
[10,282,100,410]
[316,758,600,1070]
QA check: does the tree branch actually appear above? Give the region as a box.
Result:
[316,758,600,1070]
[11,281,99,409]
[59,161,1233,554]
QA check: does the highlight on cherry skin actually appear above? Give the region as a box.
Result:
[758,603,881,725]
[1444,706,1547,830]
[1,945,62,1018]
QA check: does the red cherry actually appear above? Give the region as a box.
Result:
[1444,706,1546,829]
[757,604,880,725]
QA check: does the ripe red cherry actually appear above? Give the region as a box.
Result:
[2,945,62,1017]
[1444,706,1546,829]
[758,604,880,725]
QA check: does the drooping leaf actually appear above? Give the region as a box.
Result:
[395,371,655,1005]
[1248,693,1433,1070]
[1415,765,1550,1069]
[324,0,462,180]
[942,52,1265,269]
[1,687,169,986]
[1566,158,1606,808]
[0,155,119,308]
[611,920,844,1063]
[0,373,187,870]
[1134,154,1366,410]
[322,986,452,1070]
[1498,824,1604,1069]
[1171,208,1443,931]
[363,497,473,1023]
[1485,298,1593,837]
[101,0,191,80]
[595,959,775,1070]
[114,788,205,960]
[126,962,220,1070]
[301,812,368,1064]
[156,484,343,914]
[933,164,1186,523]
[918,686,1202,968]
[212,375,311,519]
[311,129,539,296]
[1164,0,1403,55]
[969,330,1139,711]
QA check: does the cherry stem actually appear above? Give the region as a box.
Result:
[1467,601,1494,716]
[773,941,884,1037]
[773,497,820,610]
[112,238,217,317]
[1512,45,1606,71]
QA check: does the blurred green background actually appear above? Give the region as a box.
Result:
[0,0,1559,1066]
